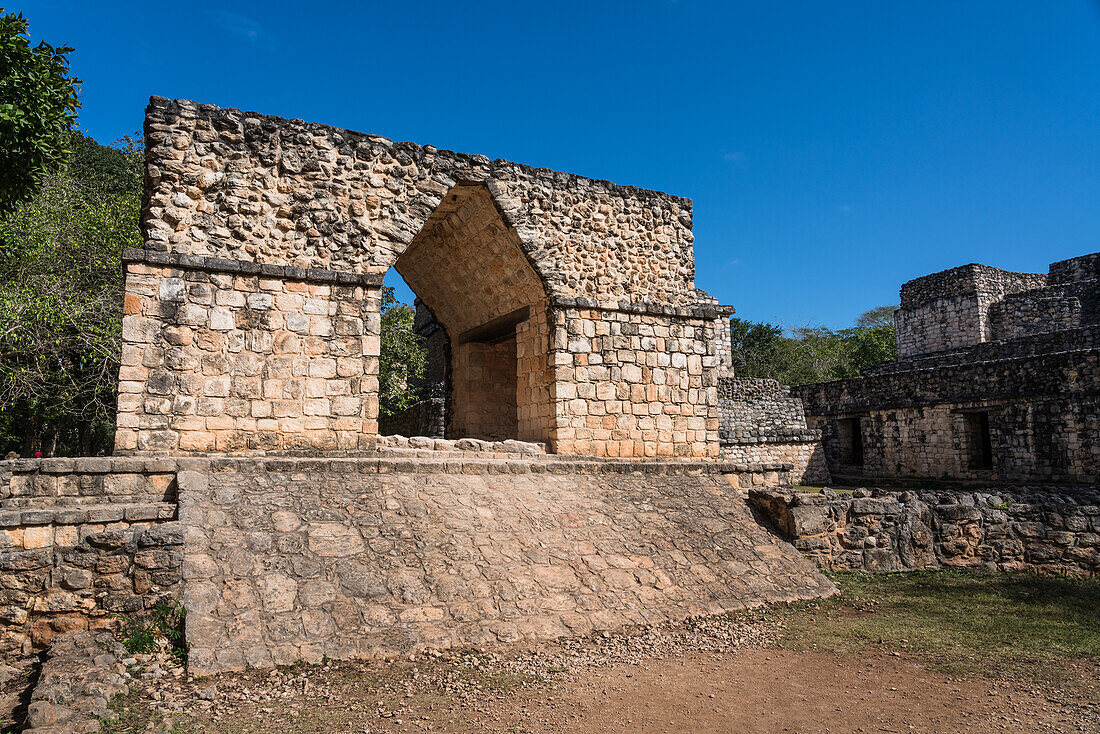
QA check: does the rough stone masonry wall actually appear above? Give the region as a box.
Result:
[116,255,378,453]
[895,264,1048,358]
[451,338,519,441]
[0,458,183,657]
[717,377,828,485]
[797,345,1100,484]
[178,458,834,674]
[988,281,1098,341]
[749,486,1100,576]
[142,98,698,306]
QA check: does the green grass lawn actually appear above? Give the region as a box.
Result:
[772,570,1100,691]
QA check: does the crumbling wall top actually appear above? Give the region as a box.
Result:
[142,97,699,306]
[899,263,1047,309]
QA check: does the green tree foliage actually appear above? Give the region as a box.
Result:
[378,287,426,419]
[0,10,81,215]
[729,305,899,385]
[0,132,141,456]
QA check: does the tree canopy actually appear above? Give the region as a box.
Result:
[0,10,81,215]
[729,306,899,385]
[378,287,426,420]
[0,132,141,456]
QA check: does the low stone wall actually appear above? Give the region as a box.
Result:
[0,458,184,657]
[378,398,446,438]
[179,457,833,674]
[23,630,129,734]
[720,439,828,486]
[716,376,828,485]
[748,486,1100,576]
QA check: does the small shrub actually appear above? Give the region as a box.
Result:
[116,601,188,663]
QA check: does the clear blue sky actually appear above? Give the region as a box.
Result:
[19,0,1100,328]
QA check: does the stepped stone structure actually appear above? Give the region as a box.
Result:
[717,377,827,485]
[795,253,1100,484]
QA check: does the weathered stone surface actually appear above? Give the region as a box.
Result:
[0,459,183,656]
[119,98,724,459]
[795,252,1100,485]
[749,486,1100,576]
[182,463,835,674]
[23,631,128,734]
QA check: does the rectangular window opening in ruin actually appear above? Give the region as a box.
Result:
[837,417,864,467]
[964,412,994,470]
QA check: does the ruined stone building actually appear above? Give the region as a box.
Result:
[4,98,1096,683]
[795,253,1100,484]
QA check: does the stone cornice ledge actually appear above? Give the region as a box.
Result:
[550,294,721,320]
[123,248,385,288]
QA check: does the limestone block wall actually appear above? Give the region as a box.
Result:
[749,486,1100,576]
[0,458,183,656]
[719,442,827,486]
[549,302,720,458]
[718,378,810,441]
[516,304,555,444]
[716,377,828,485]
[796,348,1100,484]
[116,253,379,454]
[177,457,833,674]
[451,339,519,441]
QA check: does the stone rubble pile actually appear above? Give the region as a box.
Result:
[23,631,129,734]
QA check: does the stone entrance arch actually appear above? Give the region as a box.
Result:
[388,182,552,443]
[116,97,723,457]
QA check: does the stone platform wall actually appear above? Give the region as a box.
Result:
[749,486,1100,576]
[720,441,827,486]
[178,457,832,674]
[0,458,183,656]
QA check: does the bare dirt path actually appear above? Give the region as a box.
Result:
[102,572,1100,734]
[446,649,1093,734]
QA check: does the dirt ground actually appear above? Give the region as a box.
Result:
[103,617,1098,734]
[447,649,1094,734]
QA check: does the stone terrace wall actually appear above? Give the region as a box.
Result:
[718,378,810,441]
[178,457,833,674]
[0,458,183,656]
[795,348,1100,484]
[749,486,1100,576]
[988,281,1098,342]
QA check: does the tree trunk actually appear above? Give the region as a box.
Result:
[43,428,57,458]
[78,420,92,456]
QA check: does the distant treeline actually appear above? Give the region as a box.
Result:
[728,305,898,385]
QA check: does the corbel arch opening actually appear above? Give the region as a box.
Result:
[381,183,553,444]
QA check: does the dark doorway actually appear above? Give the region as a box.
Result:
[838,417,864,467]
[965,412,994,470]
